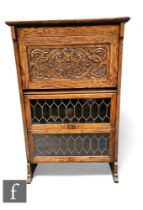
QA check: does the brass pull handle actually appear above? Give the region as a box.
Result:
[67,124,76,129]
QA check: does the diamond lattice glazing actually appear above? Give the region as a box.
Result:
[33,133,110,156]
[30,98,111,124]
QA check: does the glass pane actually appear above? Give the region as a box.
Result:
[30,98,111,124]
[33,133,110,156]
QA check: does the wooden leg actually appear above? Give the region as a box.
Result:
[109,161,119,183]
[27,162,37,184]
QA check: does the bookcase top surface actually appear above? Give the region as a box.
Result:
[6,17,130,27]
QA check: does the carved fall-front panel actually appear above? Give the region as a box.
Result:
[27,45,110,80]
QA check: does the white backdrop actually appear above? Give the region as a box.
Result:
[0,0,143,209]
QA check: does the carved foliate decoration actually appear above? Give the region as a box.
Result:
[27,45,109,80]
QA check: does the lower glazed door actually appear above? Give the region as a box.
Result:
[28,130,114,163]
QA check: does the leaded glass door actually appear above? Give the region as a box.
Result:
[25,90,116,162]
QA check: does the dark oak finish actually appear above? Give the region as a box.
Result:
[6,17,130,183]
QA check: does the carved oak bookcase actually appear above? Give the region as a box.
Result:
[6,17,130,183]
